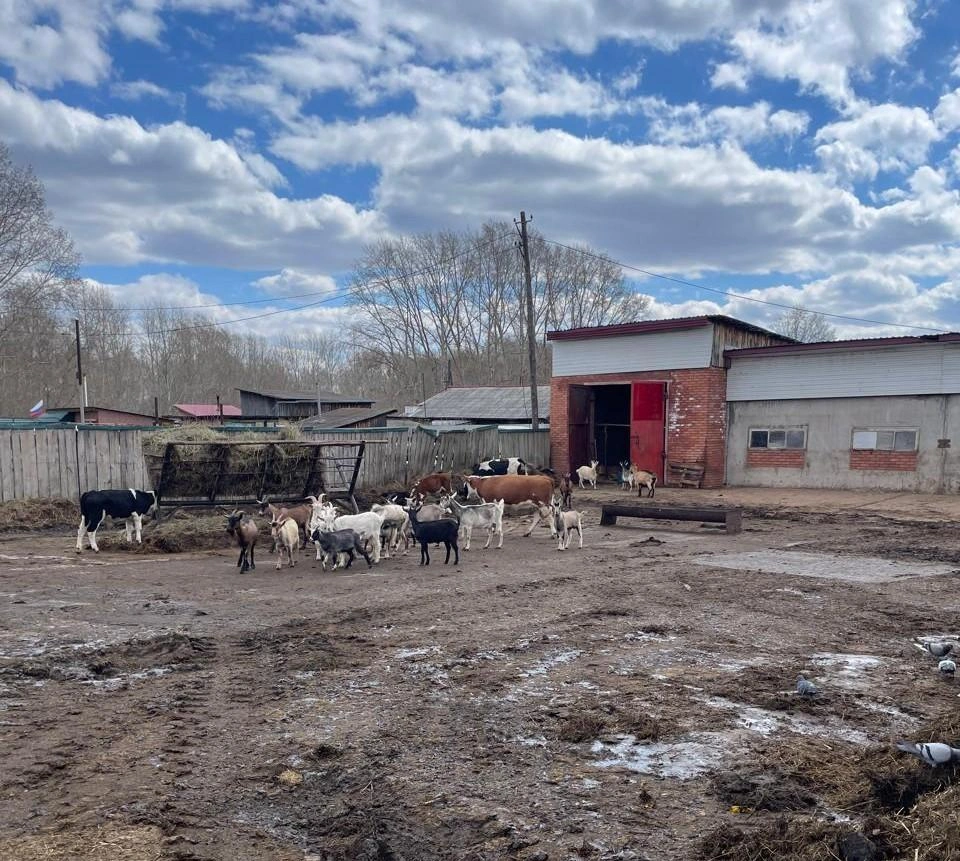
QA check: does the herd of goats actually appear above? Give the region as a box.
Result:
[223,457,660,573]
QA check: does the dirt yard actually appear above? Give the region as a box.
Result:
[2,486,960,861]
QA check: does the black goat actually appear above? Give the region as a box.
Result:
[310,527,372,570]
[408,507,459,566]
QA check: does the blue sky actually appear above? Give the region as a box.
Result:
[1,0,960,339]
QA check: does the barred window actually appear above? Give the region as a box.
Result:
[749,427,807,450]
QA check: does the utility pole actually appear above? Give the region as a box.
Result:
[74,318,85,424]
[516,211,539,431]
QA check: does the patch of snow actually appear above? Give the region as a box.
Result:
[516,735,548,747]
[811,653,882,675]
[520,649,582,678]
[394,646,439,660]
[592,733,728,779]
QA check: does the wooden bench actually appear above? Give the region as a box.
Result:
[599,503,742,535]
[667,461,706,488]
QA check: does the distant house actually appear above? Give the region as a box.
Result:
[173,403,243,423]
[405,386,550,425]
[236,388,375,421]
[38,406,160,426]
[300,404,398,431]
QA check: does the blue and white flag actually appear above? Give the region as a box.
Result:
[29,399,45,418]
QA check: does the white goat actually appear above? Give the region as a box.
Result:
[440,497,505,550]
[550,498,584,550]
[271,515,300,569]
[576,459,600,489]
[311,504,384,564]
[370,502,410,557]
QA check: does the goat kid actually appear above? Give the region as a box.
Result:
[550,498,584,551]
[258,496,315,549]
[558,473,573,509]
[440,497,505,550]
[310,527,372,570]
[310,505,384,564]
[370,502,410,556]
[632,467,657,498]
[271,515,300,570]
[576,460,599,489]
[226,510,258,572]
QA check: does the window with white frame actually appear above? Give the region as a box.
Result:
[851,428,918,451]
[748,426,807,450]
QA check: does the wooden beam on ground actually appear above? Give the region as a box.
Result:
[599,503,742,534]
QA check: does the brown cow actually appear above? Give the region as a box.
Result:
[463,474,555,537]
[412,472,453,497]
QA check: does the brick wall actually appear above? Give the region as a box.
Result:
[746,449,806,468]
[849,450,918,471]
[550,368,728,488]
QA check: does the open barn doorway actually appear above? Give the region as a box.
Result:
[592,384,631,479]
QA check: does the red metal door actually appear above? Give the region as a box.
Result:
[630,382,665,480]
[567,385,592,474]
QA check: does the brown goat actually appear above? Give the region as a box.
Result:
[257,496,314,549]
[226,510,258,573]
[558,473,573,509]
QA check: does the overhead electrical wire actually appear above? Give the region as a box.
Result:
[539,237,945,334]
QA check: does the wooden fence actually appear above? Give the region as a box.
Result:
[304,426,551,489]
[0,427,150,502]
[0,425,550,502]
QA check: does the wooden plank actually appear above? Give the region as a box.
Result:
[61,429,79,501]
[0,431,12,501]
[599,503,742,534]
[11,433,24,499]
[35,431,50,498]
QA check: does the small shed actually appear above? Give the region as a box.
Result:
[236,388,375,421]
[173,403,243,423]
[301,404,398,431]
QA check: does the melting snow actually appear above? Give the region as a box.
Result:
[592,733,728,779]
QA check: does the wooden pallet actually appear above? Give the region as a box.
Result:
[599,503,742,534]
[667,461,706,488]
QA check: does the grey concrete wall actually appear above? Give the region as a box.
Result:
[726,395,960,492]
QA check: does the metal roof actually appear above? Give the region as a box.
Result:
[406,386,550,421]
[300,404,397,429]
[235,387,374,404]
[725,331,960,359]
[174,403,242,418]
[547,314,791,342]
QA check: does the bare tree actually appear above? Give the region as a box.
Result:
[771,304,837,343]
[0,143,80,339]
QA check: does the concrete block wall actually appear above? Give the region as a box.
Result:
[550,368,728,488]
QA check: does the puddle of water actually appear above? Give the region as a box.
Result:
[592,733,728,779]
[519,649,582,678]
[695,550,955,583]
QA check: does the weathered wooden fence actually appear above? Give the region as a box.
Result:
[0,427,150,502]
[304,426,550,489]
[0,425,550,502]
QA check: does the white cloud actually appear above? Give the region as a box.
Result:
[0,80,383,269]
[252,268,337,297]
[641,98,809,146]
[934,88,960,132]
[110,78,181,103]
[815,102,941,181]
[716,0,919,105]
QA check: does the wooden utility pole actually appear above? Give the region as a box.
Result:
[517,211,539,431]
[74,318,85,424]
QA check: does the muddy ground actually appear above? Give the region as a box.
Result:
[2,486,960,861]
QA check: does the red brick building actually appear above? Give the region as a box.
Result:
[548,316,790,488]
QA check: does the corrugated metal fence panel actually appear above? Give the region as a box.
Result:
[303,426,552,489]
[728,344,960,402]
[0,428,150,502]
[552,327,714,376]
[497,430,550,466]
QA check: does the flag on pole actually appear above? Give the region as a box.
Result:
[29,400,45,418]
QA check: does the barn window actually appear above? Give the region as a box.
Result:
[749,426,807,450]
[851,428,918,451]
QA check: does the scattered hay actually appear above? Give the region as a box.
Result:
[616,711,662,741]
[710,769,817,812]
[107,512,240,554]
[0,824,164,861]
[886,781,960,860]
[558,712,608,743]
[0,497,78,532]
[698,818,842,861]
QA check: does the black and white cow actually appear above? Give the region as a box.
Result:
[471,457,528,476]
[76,488,158,553]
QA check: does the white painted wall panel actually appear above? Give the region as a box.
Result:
[727,344,960,401]
[552,327,714,376]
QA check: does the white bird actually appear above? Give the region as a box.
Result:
[914,640,954,658]
[896,741,960,767]
[796,675,818,698]
[938,659,956,676]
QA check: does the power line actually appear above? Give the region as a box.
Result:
[540,237,945,334]
[78,229,518,339]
